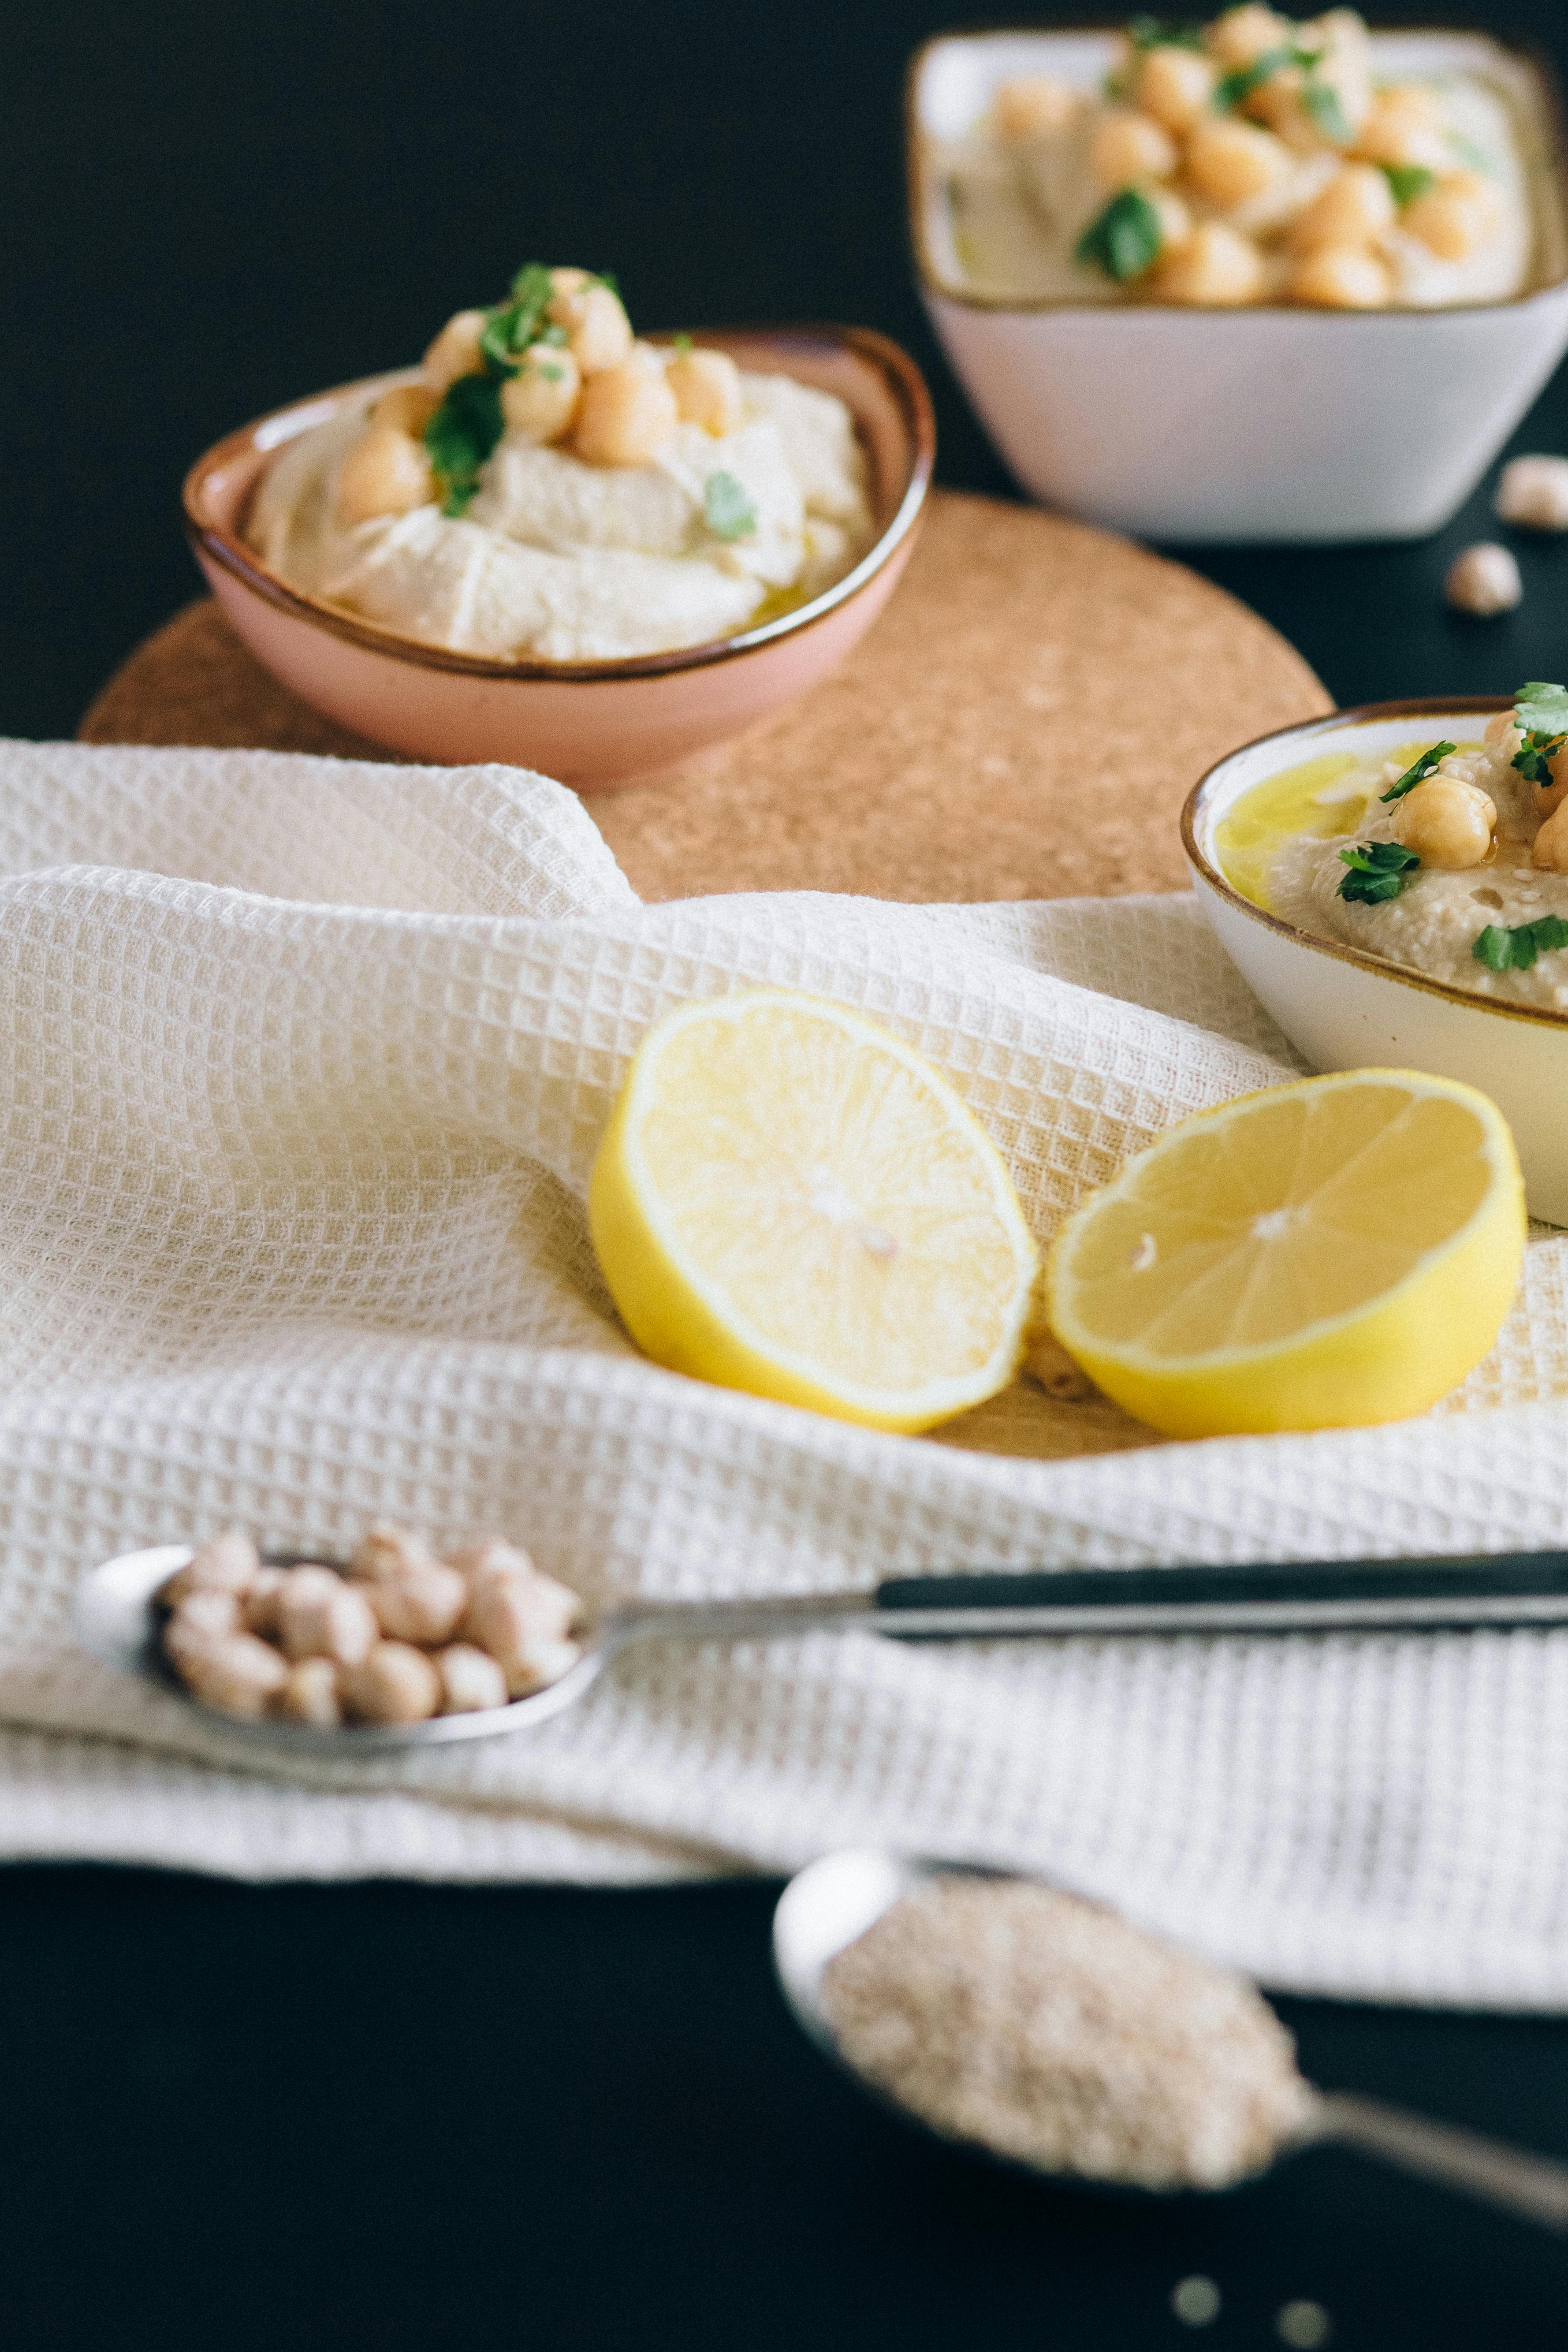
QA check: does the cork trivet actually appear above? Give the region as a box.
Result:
[82,490,1329,902]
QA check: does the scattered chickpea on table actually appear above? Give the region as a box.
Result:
[157,1525,585,1726]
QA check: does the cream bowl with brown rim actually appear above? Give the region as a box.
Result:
[1184,697,1568,1223]
[183,326,933,791]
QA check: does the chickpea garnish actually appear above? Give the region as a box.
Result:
[1289,243,1393,309]
[1353,84,1446,171]
[422,308,487,394]
[1090,108,1178,191]
[1184,117,1293,206]
[666,346,745,437]
[371,382,439,437]
[1390,779,1497,870]
[1290,163,1397,253]
[499,342,582,444]
[1157,221,1266,306]
[574,355,681,468]
[335,428,436,528]
[993,75,1079,141]
[547,271,634,375]
[1207,4,1290,69]
[1534,804,1568,872]
[1403,171,1506,263]
[1134,45,1216,134]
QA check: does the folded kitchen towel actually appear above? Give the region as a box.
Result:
[6,739,1568,2006]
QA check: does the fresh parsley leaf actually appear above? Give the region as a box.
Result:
[703,470,757,542]
[1473,915,1568,972]
[1379,741,1456,802]
[672,331,694,355]
[1517,681,1568,735]
[1126,15,1206,51]
[424,371,507,516]
[1214,43,1294,108]
[1075,186,1165,282]
[1303,76,1352,143]
[595,270,620,296]
[479,263,559,376]
[510,261,555,310]
[1380,161,1436,205]
[1337,841,1421,904]
[1512,728,1567,786]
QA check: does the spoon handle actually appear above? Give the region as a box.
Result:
[874,1553,1568,1636]
[1312,2092,1568,2233]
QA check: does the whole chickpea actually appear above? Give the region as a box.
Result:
[1207,4,1289,68]
[993,75,1079,141]
[1533,755,1568,825]
[1390,780,1496,869]
[1289,243,1393,308]
[1134,45,1216,134]
[1291,163,1397,252]
[1483,709,1522,753]
[1534,803,1568,872]
[499,342,582,443]
[1402,171,1505,263]
[547,273,634,374]
[158,1529,259,1608]
[341,1641,442,1726]
[1184,117,1293,206]
[1089,108,1178,191]
[422,308,486,393]
[1156,221,1266,306]
[1354,85,1446,171]
[574,358,680,467]
[335,428,436,527]
[371,382,439,436]
[276,1657,343,1728]
[666,346,745,437]
[1147,188,1194,252]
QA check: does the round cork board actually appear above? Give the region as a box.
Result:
[81,490,1329,903]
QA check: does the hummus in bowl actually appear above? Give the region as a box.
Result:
[248,266,879,664]
[182,299,932,787]
[1184,691,1568,1222]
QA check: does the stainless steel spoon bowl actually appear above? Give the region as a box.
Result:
[774,1849,1568,2234]
[75,1539,1568,1755]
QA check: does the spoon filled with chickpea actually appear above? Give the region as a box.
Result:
[73,1530,1568,1755]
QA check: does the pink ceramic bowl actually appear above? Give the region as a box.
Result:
[182,325,934,791]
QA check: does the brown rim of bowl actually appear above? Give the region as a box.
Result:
[1181,693,1568,1034]
[905,23,1568,317]
[181,325,935,686]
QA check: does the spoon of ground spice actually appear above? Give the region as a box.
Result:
[775,1851,1568,2229]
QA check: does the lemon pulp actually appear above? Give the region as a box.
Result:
[588,991,1039,1432]
[1047,1070,1524,1438]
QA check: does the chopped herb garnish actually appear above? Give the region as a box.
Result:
[1075,186,1165,282]
[1126,15,1206,50]
[479,263,558,376]
[1473,915,1568,972]
[596,270,620,296]
[1509,686,1568,784]
[671,331,693,355]
[1517,681,1568,734]
[536,362,565,383]
[1337,841,1421,904]
[1380,741,1456,802]
[1380,161,1436,205]
[1302,75,1352,143]
[704,470,757,541]
[1214,42,1296,108]
[1448,131,1495,176]
[424,371,507,516]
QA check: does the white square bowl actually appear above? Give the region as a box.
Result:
[908,27,1568,542]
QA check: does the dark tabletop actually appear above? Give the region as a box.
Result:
[5,4,1568,2346]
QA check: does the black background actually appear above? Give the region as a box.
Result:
[6,4,1568,2345]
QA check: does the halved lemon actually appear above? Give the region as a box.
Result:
[588,991,1039,1432]
[1046,1070,1524,1438]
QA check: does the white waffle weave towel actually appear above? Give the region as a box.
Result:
[5,739,1568,2008]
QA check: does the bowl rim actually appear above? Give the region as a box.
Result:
[905,20,1568,318]
[181,323,935,686]
[1181,692,1568,1034]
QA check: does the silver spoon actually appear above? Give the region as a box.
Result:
[773,1849,1568,2234]
[74,1539,1568,1754]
